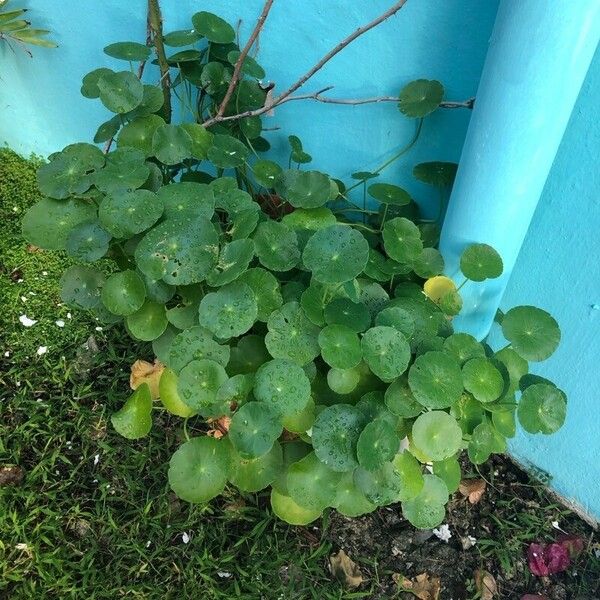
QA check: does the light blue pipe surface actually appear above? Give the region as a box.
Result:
[439,0,600,340]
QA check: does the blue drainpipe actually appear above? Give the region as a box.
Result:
[439,0,600,340]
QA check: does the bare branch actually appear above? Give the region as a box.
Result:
[216,0,275,120]
[203,0,409,126]
[148,0,172,123]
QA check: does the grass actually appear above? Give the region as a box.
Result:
[0,148,376,599]
[1,149,598,599]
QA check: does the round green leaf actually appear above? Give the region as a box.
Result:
[409,351,463,408]
[354,462,403,506]
[126,84,164,118]
[281,398,315,434]
[501,306,561,361]
[443,333,485,366]
[361,326,411,382]
[253,220,300,272]
[167,49,203,64]
[318,324,362,369]
[59,265,105,309]
[253,359,311,416]
[287,452,342,510]
[227,50,265,78]
[275,170,331,208]
[168,326,230,372]
[126,300,168,341]
[252,159,283,188]
[36,144,104,199]
[432,457,461,494]
[159,368,197,417]
[177,359,228,410]
[23,198,97,251]
[334,473,376,517]
[200,61,231,95]
[384,377,422,418]
[392,450,425,501]
[398,79,444,118]
[460,243,503,281]
[198,281,257,338]
[192,11,235,43]
[152,124,193,165]
[229,402,283,459]
[517,383,566,434]
[412,247,445,278]
[158,182,215,220]
[163,29,202,47]
[327,366,361,395]
[168,436,231,503]
[135,216,219,285]
[374,306,415,338]
[230,442,283,492]
[111,383,152,439]
[180,123,213,160]
[98,71,144,114]
[382,217,423,263]
[367,183,411,206]
[303,225,369,284]
[495,347,529,394]
[101,270,146,316]
[265,302,320,366]
[94,147,149,194]
[401,474,448,529]
[270,488,322,525]
[99,189,163,238]
[462,357,505,403]
[412,411,462,461]
[228,335,269,376]
[65,221,111,262]
[207,134,250,168]
[312,404,367,472]
[206,239,254,287]
[117,114,165,156]
[104,41,151,61]
[324,298,371,332]
[413,162,458,187]
[356,420,400,471]
[81,67,114,99]
[237,268,283,322]
[467,421,497,464]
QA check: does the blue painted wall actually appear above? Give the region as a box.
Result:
[3,2,599,518]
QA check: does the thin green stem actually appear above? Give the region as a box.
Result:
[183,418,190,442]
[456,278,468,291]
[380,204,389,230]
[345,118,423,194]
[333,208,379,215]
[350,223,377,233]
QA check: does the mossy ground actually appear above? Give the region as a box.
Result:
[0,149,598,599]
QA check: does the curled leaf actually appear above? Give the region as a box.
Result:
[458,478,486,504]
[394,572,441,600]
[329,549,363,589]
[130,359,164,399]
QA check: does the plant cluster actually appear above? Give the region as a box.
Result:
[22,8,567,529]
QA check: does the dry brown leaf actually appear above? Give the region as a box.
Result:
[459,478,486,504]
[329,549,363,589]
[26,244,42,253]
[475,569,497,600]
[207,416,232,438]
[0,465,24,486]
[393,572,441,600]
[130,359,164,399]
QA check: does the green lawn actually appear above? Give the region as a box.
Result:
[0,149,364,599]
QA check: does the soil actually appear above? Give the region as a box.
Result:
[324,455,599,599]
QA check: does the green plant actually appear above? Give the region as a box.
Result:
[0,0,56,56]
[21,5,567,530]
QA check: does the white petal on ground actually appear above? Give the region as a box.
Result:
[36,346,48,356]
[4,351,9,357]
[56,320,65,328]
[217,571,232,578]
[93,454,100,466]
[432,524,452,542]
[181,532,190,544]
[19,315,37,327]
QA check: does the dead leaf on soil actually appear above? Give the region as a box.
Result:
[206,416,232,439]
[26,244,43,253]
[475,569,497,599]
[130,359,164,399]
[393,572,441,600]
[329,549,363,588]
[0,465,24,486]
[459,478,486,504]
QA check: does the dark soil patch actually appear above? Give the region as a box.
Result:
[325,455,599,599]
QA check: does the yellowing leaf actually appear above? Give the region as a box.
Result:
[130,359,164,399]
[329,549,363,589]
[423,276,456,303]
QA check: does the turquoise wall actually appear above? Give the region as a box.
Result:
[3,2,599,519]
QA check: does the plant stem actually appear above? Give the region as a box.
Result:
[148,0,172,123]
[456,278,468,291]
